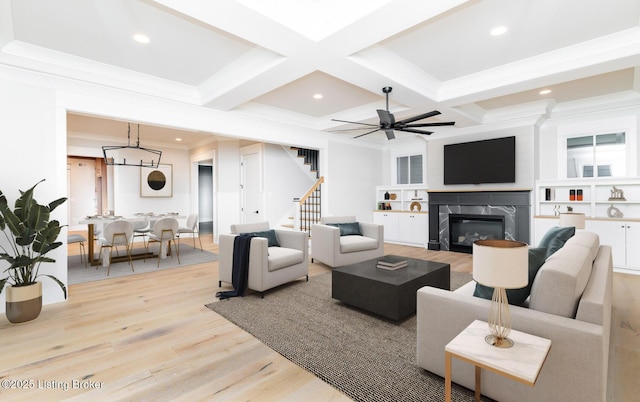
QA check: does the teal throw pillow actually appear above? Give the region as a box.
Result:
[327,222,362,236]
[243,229,280,247]
[538,226,575,258]
[473,247,547,306]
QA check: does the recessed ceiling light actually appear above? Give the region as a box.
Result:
[175,137,182,142]
[490,26,507,36]
[313,93,323,99]
[133,34,150,44]
[539,89,552,95]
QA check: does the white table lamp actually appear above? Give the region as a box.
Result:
[559,212,585,229]
[473,239,528,348]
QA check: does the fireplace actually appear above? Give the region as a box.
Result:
[427,190,530,251]
[449,214,505,253]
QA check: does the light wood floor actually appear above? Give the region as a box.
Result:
[0,235,472,401]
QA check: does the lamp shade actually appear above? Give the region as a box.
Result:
[473,239,528,289]
[559,212,585,229]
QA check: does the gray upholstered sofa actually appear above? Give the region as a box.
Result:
[417,231,613,401]
[310,216,384,268]
[218,222,308,296]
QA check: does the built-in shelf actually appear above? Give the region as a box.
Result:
[535,178,640,272]
[375,185,428,212]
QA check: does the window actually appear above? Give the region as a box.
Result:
[566,133,626,178]
[397,154,423,184]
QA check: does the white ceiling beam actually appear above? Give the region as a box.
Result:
[152,0,474,114]
[198,47,287,109]
[320,0,473,55]
[439,27,640,107]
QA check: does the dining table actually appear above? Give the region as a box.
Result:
[78,214,185,266]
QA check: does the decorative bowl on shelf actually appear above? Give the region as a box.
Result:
[410,201,422,212]
[390,193,397,200]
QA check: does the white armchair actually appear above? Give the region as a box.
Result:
[311,216,384,268]
[218,222,309,297]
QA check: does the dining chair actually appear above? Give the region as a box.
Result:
[132,216,152,248]
[177,213,203,250]
[98,220,134,275]
[146,217,181,267]
[67,233,88,268]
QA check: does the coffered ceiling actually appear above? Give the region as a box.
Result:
[2,0,640,145]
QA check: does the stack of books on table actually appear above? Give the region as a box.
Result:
[377,256,408,270]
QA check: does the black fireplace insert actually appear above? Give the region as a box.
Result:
[449,214,505,253]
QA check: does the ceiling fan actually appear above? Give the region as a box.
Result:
[331,86,455,140]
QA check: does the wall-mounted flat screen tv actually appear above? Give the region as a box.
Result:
[444,136,516,185]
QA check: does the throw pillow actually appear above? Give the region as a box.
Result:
[242,229,280,247]
[473,247,547,306]
[538,226,575,258]
[327,222,362,236]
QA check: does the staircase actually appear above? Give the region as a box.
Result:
[280,148,322,234]
[291,147,319,179]
[297,176,323,234]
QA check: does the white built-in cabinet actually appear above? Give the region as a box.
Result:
[373,185,428,247]
[587,220,640,270]
[534,178,640,272]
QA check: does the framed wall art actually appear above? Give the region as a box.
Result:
[140,164,173,197]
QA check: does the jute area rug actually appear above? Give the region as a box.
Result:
[207,271,491,402]
[68,244,218,285]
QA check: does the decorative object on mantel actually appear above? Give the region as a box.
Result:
[409,201,422,212]
[608,186,626,201]
[473,239,528,348]
[102,123,162,168]
[553,205,561,216]
[607,205,623,218]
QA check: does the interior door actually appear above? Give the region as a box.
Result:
[241,151,263,224]
[68,157,97,230]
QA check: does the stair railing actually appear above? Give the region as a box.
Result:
[296,176,324,235]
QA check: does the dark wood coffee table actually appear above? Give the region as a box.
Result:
[332,255,450,320]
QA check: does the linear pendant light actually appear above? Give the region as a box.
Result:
[102,123,162,167]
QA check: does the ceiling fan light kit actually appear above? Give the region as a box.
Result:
[331,87,455,140]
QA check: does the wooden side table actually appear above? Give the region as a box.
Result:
[444,320,551,402]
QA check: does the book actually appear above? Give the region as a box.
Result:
[377,256,408,269]
[377,261,408,270]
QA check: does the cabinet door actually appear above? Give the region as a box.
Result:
[624,223,640,270]
[587,220,626,268]
[398,214,428,246]
[374,212,399,241]
[411,214,428,246]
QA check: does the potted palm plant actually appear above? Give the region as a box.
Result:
[0,179,67,324]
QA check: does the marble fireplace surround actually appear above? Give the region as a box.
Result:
[427,190,531,251]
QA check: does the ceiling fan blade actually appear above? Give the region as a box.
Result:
[329,127,384,132]
[353,128,382,138]
[395,110,441,125]
[402,121,455,128]
[384,129,395,140]
[395,127,433,135]
[331,119,379,127]
[377,109,395,127]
